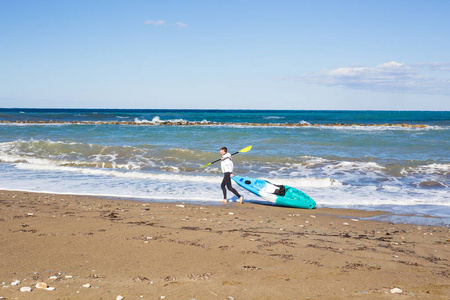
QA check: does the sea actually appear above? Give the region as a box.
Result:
[1,109,449,226]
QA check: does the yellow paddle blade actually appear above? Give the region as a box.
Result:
[200,162,211,168]
[239,145,252,153]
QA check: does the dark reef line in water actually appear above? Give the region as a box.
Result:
[0,120,429,128]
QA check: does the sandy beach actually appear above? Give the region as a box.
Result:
[1,190,449,299]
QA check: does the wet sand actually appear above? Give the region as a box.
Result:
[1,190,449,299]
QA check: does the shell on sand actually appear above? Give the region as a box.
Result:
[390,288,403,294]
[36,282,48,289]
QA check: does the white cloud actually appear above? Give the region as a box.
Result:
[144,20,187,28]
[299,61,450,95]
[413,62,450,71]
[144,20,167,26]
[174,22,188,28]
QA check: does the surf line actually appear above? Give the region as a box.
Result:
[0,120,429,128]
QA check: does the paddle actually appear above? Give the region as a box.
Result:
[200,146,252,168]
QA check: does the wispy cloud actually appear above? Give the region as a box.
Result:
[145,20,167,26]
[412,62,450,71]
[144,20,187,28]
[297,61,450,95]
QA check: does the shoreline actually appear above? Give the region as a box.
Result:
[1,188,449,227]
[1,190,449,299]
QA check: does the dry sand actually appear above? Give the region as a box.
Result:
[1,190,449,299]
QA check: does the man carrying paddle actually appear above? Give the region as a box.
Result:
[220,147,244,204]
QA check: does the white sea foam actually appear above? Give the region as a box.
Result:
[2,161,449,222]
[1,121,447,131]
[151,116,161,123]
[313,124,449,131]
[134,117,153,123]
[401,163,450,176]
[287,158,386,174]
[0,140,157,170]
[135,116,190,124]
[1,139,81,150]
[328,161,385,171]
[264,116,285,119]
[15,162,221,183]
[299,156,328,166]
[0,152,149,171]
[265,177,342,188]
[133,116,190,124]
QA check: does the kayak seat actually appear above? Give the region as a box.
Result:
[273,184,286,196]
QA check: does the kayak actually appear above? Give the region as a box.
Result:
[232,175,316,209]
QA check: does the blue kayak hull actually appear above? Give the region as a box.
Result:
[232,176,316,209]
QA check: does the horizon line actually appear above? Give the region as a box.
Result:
[1,107,449,112]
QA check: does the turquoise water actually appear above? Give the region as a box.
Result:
[1,108,449,125]
[1,109,449,225]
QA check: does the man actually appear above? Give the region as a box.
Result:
[220,147,244,204]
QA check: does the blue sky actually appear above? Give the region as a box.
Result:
[1,0,449,110]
